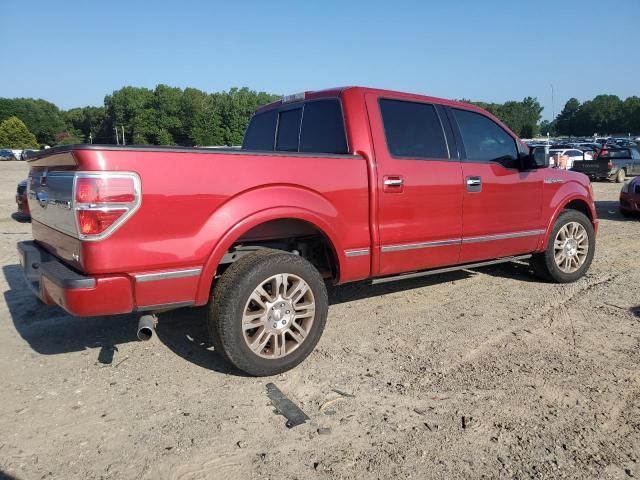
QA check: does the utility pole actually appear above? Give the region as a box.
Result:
[89,132,93,144]
[121,126,126,146]
[115,127,120,145]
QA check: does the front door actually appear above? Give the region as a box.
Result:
[365,94,464,276]
[446,107,544,263]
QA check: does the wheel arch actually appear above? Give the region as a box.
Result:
[539,188,596,250]
[194,187,347,305]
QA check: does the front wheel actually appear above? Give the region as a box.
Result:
[208,249,328,376]
[530,210,595,283]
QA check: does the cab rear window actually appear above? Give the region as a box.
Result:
[599,149,632,159]
[242,99,348,154]
[242,109,277,151]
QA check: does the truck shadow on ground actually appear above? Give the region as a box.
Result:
[3,264,139,364]
[2,263,241,375]
[595,200,639,221]
[3,259,541,376]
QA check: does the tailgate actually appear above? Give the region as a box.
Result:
[571,160,608,175]
[27,151,82,266]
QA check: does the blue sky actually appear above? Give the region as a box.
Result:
[1,0,637,120]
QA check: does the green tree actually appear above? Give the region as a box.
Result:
[180,88,223,146]
[64,106,107,143]
[0,116,39,148]
[539,119,555,136]
[622,96,640,134]
[104,86,156,144]
[0,98,67,145]
[555,98,581,135]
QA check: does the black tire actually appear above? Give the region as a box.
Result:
[207,249,328,376]
[615,169,626,183]
[530,210,595,283]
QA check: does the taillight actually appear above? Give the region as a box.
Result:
[73,173,140,240]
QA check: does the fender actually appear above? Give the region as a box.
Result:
[193,185,348,305]
[537,179,597,250]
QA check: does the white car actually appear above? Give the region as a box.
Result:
[549,148,592,169]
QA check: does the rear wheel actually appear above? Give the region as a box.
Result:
[530,210,595,283]
[207,249,328,376]
[616,169,626,183]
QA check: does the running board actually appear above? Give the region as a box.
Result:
[370,255,532,285]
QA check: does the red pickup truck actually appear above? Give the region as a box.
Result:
[18,87,598,376]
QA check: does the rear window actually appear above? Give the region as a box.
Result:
[379,99,448,159]
[242,99,349,154]
[600,149,631,159]
[242,109,277,150]
[276,108,302,152]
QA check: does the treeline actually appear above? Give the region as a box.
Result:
[546,95,640,136]
[1,86,638,149]
[0,86,280,148]
[462,97,544,138]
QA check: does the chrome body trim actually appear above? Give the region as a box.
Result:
[134,267,202,283]
[381,229,545,252]
[344,248,370,257]
[381,238,461,253]
[461,229,545,244]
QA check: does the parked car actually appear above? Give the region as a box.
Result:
[549,148,592,169]
[0,149,16,161]
[20,149,39,161]
[17,86,598,376]
[620,176,640,217]
[571,146,640,182]
[13,179,30,221]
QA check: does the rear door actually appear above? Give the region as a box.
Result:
[447,107,544,263]
[365,94,463,276]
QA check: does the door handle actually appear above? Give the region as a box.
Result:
[466,176,482,192]
[384,178,404,187]
[383,175,404,193]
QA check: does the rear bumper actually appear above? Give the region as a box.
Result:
[18,241,134,316]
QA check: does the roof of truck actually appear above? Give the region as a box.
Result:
[255,86,495,116]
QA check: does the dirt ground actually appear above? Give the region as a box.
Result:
[0,161,638,480]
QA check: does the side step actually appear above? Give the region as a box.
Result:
[370,255,532,285]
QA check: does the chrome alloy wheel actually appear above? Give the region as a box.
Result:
[242,273,315,359]
[553,221,589,273]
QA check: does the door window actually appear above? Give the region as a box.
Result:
[379,99,449,159]
[300,99,348,154]
[453,108,518,169]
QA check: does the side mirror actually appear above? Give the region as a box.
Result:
[530,146,550,168]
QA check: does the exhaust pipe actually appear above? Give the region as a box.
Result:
[137,314,157,341]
